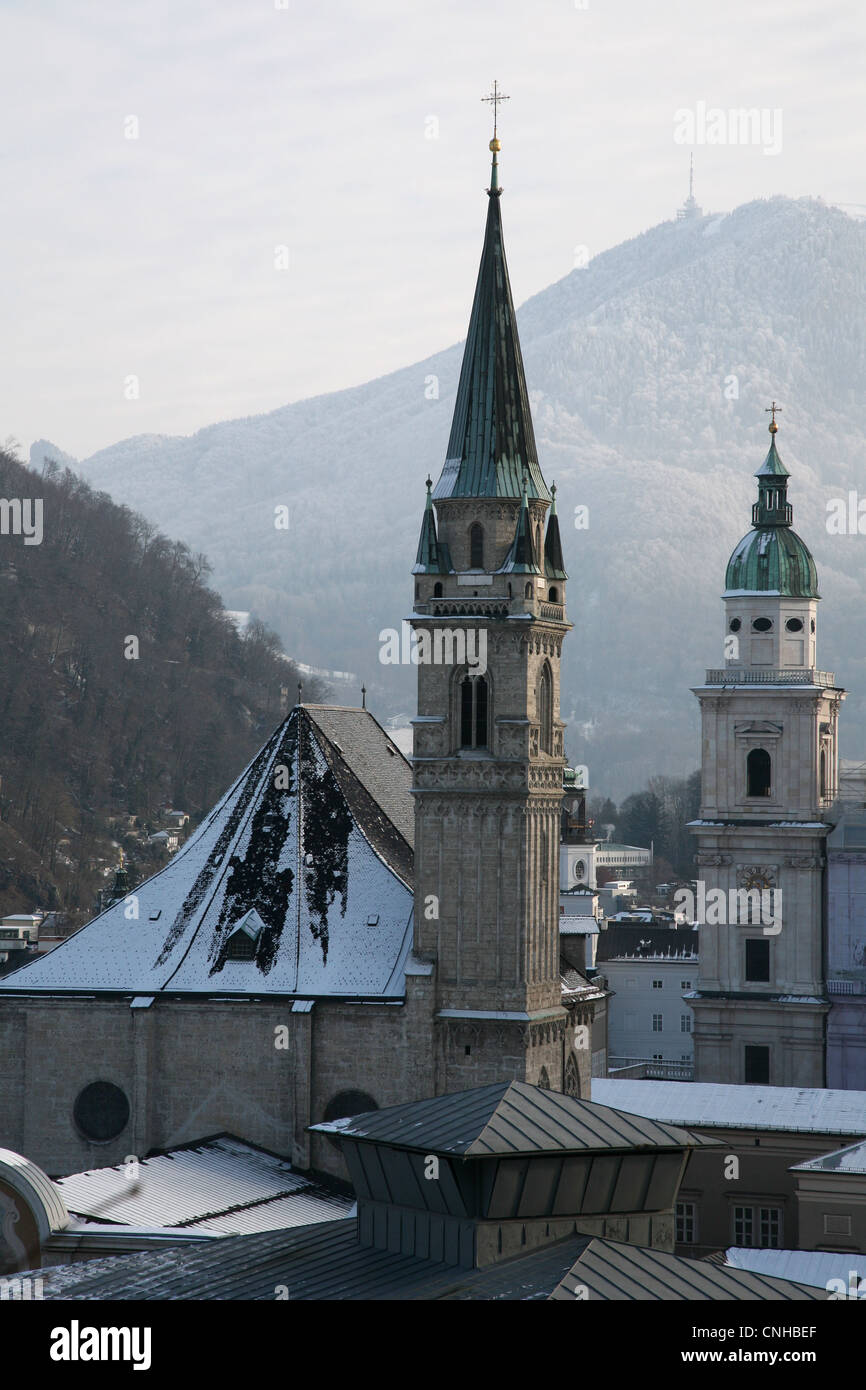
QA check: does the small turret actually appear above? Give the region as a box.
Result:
[544,482,567,581]
[413,477,443,574]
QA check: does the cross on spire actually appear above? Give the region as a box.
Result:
[481,80,509,137]
[766,400,782,434]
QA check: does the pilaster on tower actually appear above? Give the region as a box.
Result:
[408,111,573,1095]
[689,413,846,1088]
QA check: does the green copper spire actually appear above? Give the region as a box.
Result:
[413,475,445,574]
[724,412,818,598]
[544,482,567,580]
[501,471,541,574]
[432,93,550,504]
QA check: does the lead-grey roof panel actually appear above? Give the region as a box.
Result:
[551,1238,825,1301]
[312,1080,715,1156]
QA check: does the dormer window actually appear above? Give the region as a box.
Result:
[226,931,256,960]
[224,908,265,962]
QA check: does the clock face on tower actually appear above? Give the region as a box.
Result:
[739,866,775,893]
[743,869,769,892]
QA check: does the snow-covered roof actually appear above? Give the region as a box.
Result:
[792,1137,866,1174]
[591,1080,866,1137]
[559,915,600,935]
[54,1135,353,1235]
[0,706,415,998]
[724,1248,866,1290]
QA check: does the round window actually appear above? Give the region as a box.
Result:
[322,1090,378,1150]
[73,1081,130,1142]
[785,617,803,632]
[729,618,741,633]
[752,617,773,632]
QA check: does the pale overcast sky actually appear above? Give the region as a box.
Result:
[2,0,864,458]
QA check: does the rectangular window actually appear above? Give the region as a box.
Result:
[733,1206,753,1247]
[745,1044,770,1085]
[759,1208,782,1248]
[680,1014,691,1033]
[681,980,692,989]
[745,938,770,983]
[676,1202,696,1244]
[652,1013,663,1032]
[652,979,663,989]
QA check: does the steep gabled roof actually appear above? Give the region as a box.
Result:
[0,706,414,998]
[312,1079,714,1156]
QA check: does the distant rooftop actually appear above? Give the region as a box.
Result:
[724,1247,866,1291]
[592,1080,866,1137]
[791,1137,866,1175]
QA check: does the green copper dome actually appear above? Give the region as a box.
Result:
[724,425,819,598]
[725,526,818,597]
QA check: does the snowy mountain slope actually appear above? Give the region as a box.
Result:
[37,196,866,800]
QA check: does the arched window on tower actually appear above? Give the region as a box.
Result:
[525,582,532,599]
[538,662,553,755]
[469,523,484,569]
[459,673,489,750]
[820,747,827,800]
[549,586,558,602]
[747,747,771,798]
[433,581,443,598]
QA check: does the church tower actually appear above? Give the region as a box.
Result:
[689,410,845,1087]
[410,108,572,1094]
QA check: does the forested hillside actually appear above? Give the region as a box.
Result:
[0,448,324,918]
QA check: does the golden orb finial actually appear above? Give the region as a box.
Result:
[489,137,501,152]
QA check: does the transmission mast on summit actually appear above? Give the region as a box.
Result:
[677,153,703,220]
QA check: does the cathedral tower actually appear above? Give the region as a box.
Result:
[410,119,571,1093]
[689,411,845,1087]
